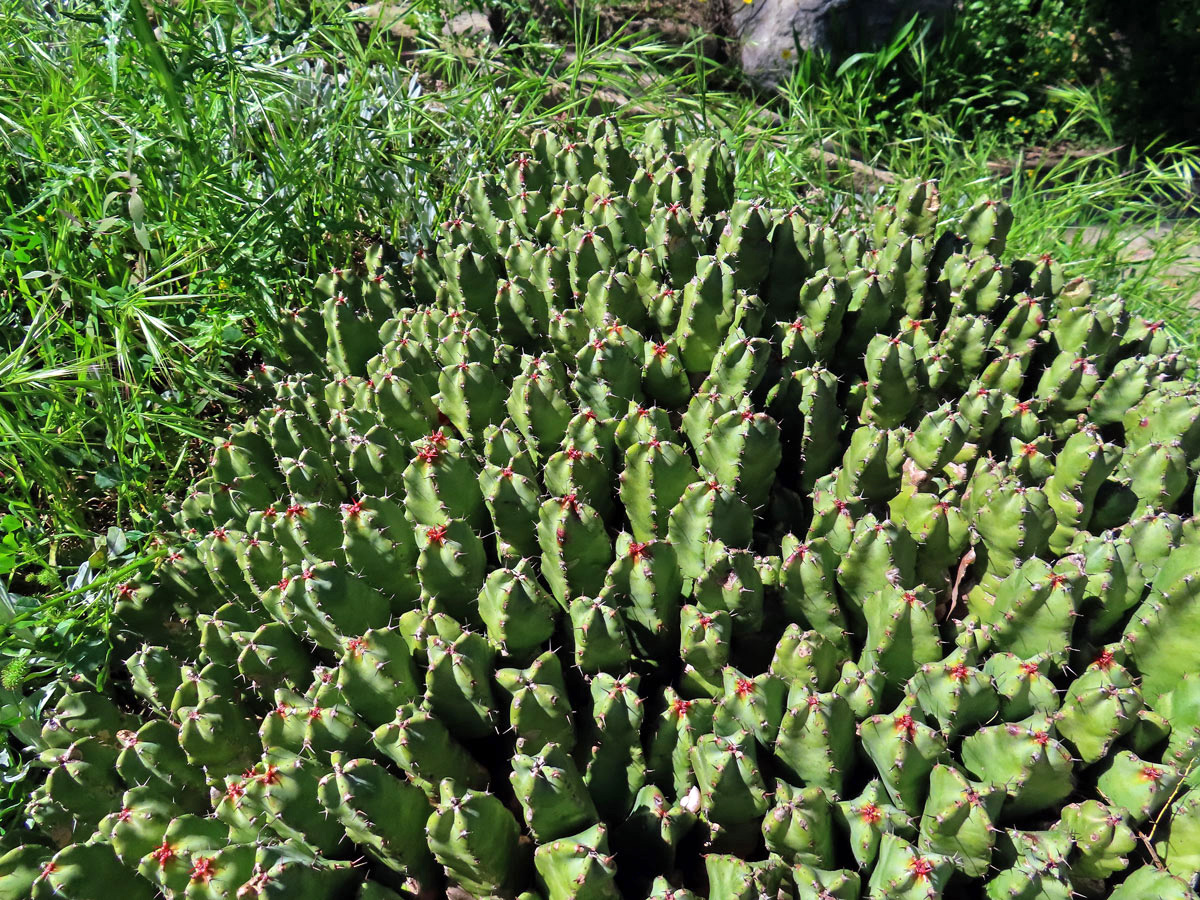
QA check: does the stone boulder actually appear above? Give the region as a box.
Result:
[732,0,953,86]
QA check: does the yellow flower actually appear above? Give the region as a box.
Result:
[217,278,229,291]
[781,48,793,59]
[36,215,45,222]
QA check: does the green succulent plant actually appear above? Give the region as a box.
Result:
[7,118,1200,900]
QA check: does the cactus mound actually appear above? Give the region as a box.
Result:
[10,118,1200,900]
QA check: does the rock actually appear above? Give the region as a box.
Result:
[730,0,953,87]
[349,3,493,46]
[348,3,417,41]
[444,10,493,40]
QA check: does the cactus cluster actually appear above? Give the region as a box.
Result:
[8,119,1200,900]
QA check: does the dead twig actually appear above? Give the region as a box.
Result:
[986,145,1123,176]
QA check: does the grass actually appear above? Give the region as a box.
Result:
[0,0,1198,824]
